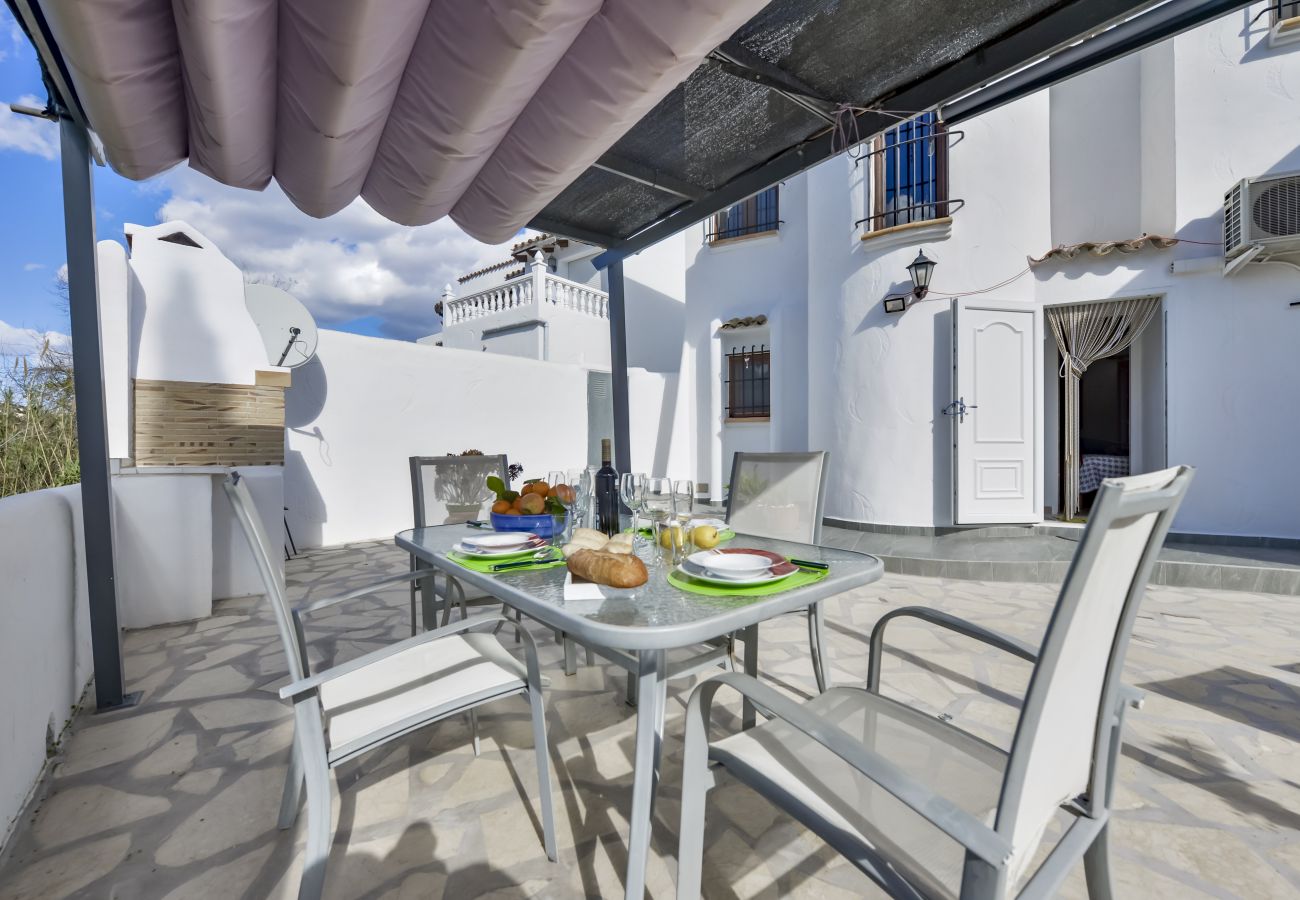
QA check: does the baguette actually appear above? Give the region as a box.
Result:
[566,548,648,589]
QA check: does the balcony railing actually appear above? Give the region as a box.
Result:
[706,185,780,243]
[856,117,964,234]
[443,265,608,325]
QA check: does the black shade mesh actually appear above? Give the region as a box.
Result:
[533,0,1146,245]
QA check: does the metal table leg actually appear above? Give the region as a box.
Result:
[419,567,438,631]
[623,648,667,900]
[742,623,759,730]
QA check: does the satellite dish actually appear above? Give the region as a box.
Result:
[244,283,319,368]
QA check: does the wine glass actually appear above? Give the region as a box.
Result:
[584,465,600,529]
[621,472,647,544]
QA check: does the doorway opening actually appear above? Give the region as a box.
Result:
[1044,296,1165,521]
[1059,347,1130,516]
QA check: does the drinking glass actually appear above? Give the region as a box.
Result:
[621,472,647,544]
[673,479,695,562]
[643,476,674,566]
[546,470,567,544]
[566,468,592,540]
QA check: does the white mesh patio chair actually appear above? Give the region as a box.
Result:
[223,472,556,900]
[725,451,832,691]
[408,454,508,634]
[678,466,1193,900]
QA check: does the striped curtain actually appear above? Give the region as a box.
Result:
[1046,297,1161,519]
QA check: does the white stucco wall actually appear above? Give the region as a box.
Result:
[284,330,690,548]
[683,178,810,496]
[801,91,1053,526]
[670,8,1300,537]
[97,240,133,460]
[125,221,267,386]
[210,467,284,600]
[0,487,92,845]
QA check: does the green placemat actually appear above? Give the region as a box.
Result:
[668,566,829,597]
[448,550,566,574]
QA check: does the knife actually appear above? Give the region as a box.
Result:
[492,553,561,572]
[788,558,829,570]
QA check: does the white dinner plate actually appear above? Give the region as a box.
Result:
[462,532,539,551]
[452,539,546,559]
[677,558,796,588]
[687,549,773,577]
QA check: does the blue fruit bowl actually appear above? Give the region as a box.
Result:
[491,511,567,540]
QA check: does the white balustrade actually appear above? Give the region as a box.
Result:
[443,269,609,326]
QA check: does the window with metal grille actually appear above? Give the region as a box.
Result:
[726,345,770,419]
[706,186,780,243]
[858,112,963,233]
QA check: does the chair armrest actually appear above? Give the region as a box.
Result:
[297,568,438,615]
[685,672,1013,868]
[868,606,1037,692]
[280,615,536,701]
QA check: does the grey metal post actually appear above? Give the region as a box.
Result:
[606,260,632,474]
[59,118,133,711]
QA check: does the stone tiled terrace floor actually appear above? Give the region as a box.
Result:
[2,541,1299,898]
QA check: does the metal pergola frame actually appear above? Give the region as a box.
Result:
[6,0,1251,710]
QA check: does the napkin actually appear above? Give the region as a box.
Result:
[563,572,606,601]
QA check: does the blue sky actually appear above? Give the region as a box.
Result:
[0,6,515,355]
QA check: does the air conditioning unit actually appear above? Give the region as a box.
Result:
[1223,172,1300,261]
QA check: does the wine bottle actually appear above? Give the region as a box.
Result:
[596,438,619,536]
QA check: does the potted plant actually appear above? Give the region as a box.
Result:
[434,450,496,521]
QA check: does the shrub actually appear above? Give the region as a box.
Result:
[0,340,78,498]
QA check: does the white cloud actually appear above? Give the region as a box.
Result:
[154,170,521,340]
[0,94,58,160]
[23,262,44,271]
[0,319,70,358]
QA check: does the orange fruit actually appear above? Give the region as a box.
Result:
[491,499,512,515]
[511,496,525,512]
[553,484,574,503]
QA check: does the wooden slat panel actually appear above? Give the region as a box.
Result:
[133,379,285,466]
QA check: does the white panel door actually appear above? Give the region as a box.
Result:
[952,299,1042,524]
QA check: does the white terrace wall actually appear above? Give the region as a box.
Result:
[0,486,92,846]
[284,330,688,548]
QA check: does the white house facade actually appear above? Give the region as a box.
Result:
[674,5,1299,540]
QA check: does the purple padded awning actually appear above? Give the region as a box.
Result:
[31,0,768,243]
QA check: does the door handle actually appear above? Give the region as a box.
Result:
[942,397,977,423]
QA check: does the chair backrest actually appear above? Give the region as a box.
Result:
[997,466,1193,878]
[222,472,309,682]
[725,451,829,544]
[409,454,508,528]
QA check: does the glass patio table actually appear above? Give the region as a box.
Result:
[395,524,883,900]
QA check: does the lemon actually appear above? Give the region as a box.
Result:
[693,525,721,549]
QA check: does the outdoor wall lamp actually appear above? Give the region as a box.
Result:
[882,249,937,313]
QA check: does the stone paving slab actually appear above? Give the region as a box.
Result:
[1,541,1298,898]
[830,527,1300,594]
